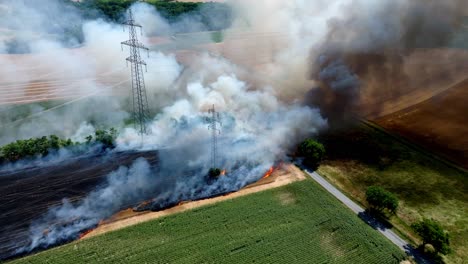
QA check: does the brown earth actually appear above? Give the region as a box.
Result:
[375,78,468,169]
[83,163,305,239]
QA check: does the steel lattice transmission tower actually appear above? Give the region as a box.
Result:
[208,105,222,169]
[121,8,150,135]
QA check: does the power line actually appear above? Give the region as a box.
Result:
[121,8,150,135]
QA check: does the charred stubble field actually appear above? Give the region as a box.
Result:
[0,150,159,260]
[11,180,405,264]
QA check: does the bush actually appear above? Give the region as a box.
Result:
[84,128,118,149]
[209,168,221,178]
[412,218,451,255]
[95,128,118,149]
[365,186,399,216]
[298,139,325,169]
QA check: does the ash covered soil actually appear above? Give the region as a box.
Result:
[0,150,158,260]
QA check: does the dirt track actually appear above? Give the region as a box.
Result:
[0,150,158,260]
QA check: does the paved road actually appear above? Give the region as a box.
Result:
[304,169,431,264]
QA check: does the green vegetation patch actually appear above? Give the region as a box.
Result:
[74,0,233,31]
[0,128,117,164]
[317,122,468,263]
[12,180,405,264]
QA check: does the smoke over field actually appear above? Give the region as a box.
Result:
[1,0,467,258]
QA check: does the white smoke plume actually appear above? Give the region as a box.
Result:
[0,1,182,145]
[2,0,327,256]
[19,38,326,254]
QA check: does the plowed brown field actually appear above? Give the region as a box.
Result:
[375,77,468,169]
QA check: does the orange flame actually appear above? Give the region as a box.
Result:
[221,170,226,175]
[79,219,104,239]
[262,166,275,179]
[79,229,94,239]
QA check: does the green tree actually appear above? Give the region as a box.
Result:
[49,135,61,149]
[298,139,325,169]
[94,128,118,149]
[365,186,399,216]
[412,218,451,255]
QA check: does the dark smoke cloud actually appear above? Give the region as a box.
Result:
[307,54,360,125]
[324,0,467,52]
[308,0,468,121]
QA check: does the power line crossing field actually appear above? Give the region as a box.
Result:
[13,179,406,264]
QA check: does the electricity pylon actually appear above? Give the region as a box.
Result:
[121,8,150,135]
[208,105,221,169]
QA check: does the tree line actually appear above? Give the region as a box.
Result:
[0,128,117,164]
[72,0,233,31]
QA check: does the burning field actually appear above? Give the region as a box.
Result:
[82,163,302,240]
[0,146,292,261]
[0,150,158,260]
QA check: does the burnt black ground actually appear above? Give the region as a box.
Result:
[0,150,159,260]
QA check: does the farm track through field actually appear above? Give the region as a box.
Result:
[0,150,159,260]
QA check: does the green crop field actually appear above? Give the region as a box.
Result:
[12,179,405,264]
[317,122,468,264]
